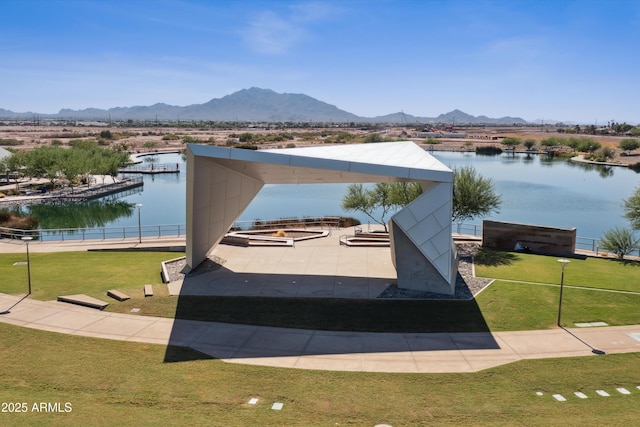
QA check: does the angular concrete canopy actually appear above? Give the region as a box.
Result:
[186,141,457,295]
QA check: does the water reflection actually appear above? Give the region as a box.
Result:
[563,160,614,178]
[25,200,136,230]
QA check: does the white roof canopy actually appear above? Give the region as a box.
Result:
[186,141,457,295]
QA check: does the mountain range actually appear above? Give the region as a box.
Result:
[0,87,528,124]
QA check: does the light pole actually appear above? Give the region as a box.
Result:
[557,259,570,327]
[21,236,33,295]
[136,203,143,244]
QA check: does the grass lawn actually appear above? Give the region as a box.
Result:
[474,249,640,292]
[475,280,640,331]
[0,322,638,426]
[1,250,640,332]
[0,251,181,301]
[0,250,639,424]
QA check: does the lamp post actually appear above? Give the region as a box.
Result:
[136,203,143,244]
[21,236,33,295]
[557,259,570,327]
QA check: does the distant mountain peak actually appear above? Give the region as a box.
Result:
[0,88,529,124]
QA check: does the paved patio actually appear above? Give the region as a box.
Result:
[173,227,397,299]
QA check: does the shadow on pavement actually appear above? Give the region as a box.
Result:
[163,267,498,363]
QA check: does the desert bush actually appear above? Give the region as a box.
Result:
[476,145,503,155]
[0,138,22,146]
[599,227,640,259]
[0,209,38,229]
[587,146,615,162]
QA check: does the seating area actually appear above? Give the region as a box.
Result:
[57,294,109,310]
[144,285,154,297]
[107,289,131,302]
[339,229,390,247]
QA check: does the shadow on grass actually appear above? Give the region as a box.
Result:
[474,248,519,266]
[164,345,217,363]
[164,268,497,363]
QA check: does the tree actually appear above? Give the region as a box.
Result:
[523,139,536,151]
[540,137,560,153]
[622,186,640,230]
[452,165,501,222]
[341,166,501,228]
[599,227,640,259]
[590,146,615,162]
[619,138,640,154]
[501,137,520,151]
[363,133,385,143]
[341,183,395,232]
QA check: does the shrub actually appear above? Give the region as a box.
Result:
[476,146,503,155]
[0,210,38,230]
[590,147,615,162]
[0,138,22,146]
[619,138,640,154]
[599,227,640,259]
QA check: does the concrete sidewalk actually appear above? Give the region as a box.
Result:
[1,293,639,373]
[1,232,640,373]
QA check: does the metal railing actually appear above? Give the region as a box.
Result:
[0,223,184,242]
[2,220,639,256]
[231,217,342,231]
[119,163,180,173]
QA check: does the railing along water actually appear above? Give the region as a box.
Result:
[1,221,638,256]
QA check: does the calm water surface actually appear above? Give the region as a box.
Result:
[26,151,640,240]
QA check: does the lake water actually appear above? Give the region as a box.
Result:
[23,150,640,240]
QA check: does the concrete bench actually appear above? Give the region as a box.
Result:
[144,285,153,297]
[57,294,109,310]
[220,235,250,247]
[107,289,131,302]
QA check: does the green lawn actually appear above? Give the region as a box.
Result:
[0,251,180,301]
[475,280,640,330]
[0,322,639,426]
[474,248,640,292]
[1,250,640,332]
[0,251,639,425]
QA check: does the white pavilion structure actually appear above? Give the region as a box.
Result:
[185,141,458,295]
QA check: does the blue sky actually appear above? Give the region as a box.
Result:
[2,0,639,124]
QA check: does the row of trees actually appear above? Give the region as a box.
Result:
[341,166,501,231]
[0,140,131,188]
[501,136,639,156]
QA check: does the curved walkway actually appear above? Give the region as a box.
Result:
[1,293,639,373]
[1,235,639,373]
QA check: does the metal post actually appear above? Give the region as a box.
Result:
[21,236,33,295]
[557,259,570,327]
[136,203,143,244]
